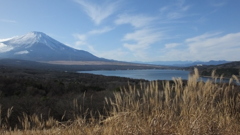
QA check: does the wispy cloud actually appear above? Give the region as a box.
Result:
[185,32,222,42]
[159,0,191,20]
[73,26,114,48]
[123,28,162,51]
[176,0,190,11]
[0,19,17,23]
[209,0,227,7]
[74,0,121,25]
[122,28,163,60]
[115,14,156,28]
[88,26,114,35]
[115,12,163,59]
[73,34,87,46]
[161,32,240,61]
[187,33,240,56]
[87,45,98,54]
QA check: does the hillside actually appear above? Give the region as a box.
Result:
[141,60,230,67]
[186,61,240,77]
[1,64,240,134]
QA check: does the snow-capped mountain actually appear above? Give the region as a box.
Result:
[0,31,107,61]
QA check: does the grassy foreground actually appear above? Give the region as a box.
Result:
[1,68,240,135]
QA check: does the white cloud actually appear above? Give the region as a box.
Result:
[161,32,240,61]
[187,33,240,56]
[74,0,121,25]
[185,32,222,43]
[115,13,163,60]
[115,14,156,28]
[123,29,163,51]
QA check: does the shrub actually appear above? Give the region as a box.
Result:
[1,68,240,134]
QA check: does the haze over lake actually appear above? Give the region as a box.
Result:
[79,69,190,81]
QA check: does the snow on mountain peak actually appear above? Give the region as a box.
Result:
[17,31,49,44]
[0,42,13,53]
[0,31,66,51]
[1,31,49,46]
[0,31,103,61]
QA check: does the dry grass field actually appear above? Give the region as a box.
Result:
[1,68,240,135]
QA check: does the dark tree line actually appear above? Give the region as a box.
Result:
[0,66,148,129]
[201,68,239,77]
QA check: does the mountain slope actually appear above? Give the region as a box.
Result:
[138,60,230,67]
[0,31,107,61]
[183,61,240,77]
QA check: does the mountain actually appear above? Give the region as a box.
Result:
[0,31,108,61]
[136,60,230,67]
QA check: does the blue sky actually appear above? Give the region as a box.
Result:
[1,0,240,62]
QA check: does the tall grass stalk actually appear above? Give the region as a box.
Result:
[2,68,240,134]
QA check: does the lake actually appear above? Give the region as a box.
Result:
[78,69,239,85]
[79,69,190,81]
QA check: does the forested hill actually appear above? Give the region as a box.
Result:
[186,61,240,77]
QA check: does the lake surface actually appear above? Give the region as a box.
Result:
[78,69,239,85]
[79,69,190,81]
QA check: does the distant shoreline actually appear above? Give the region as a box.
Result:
[200,75,240,80]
